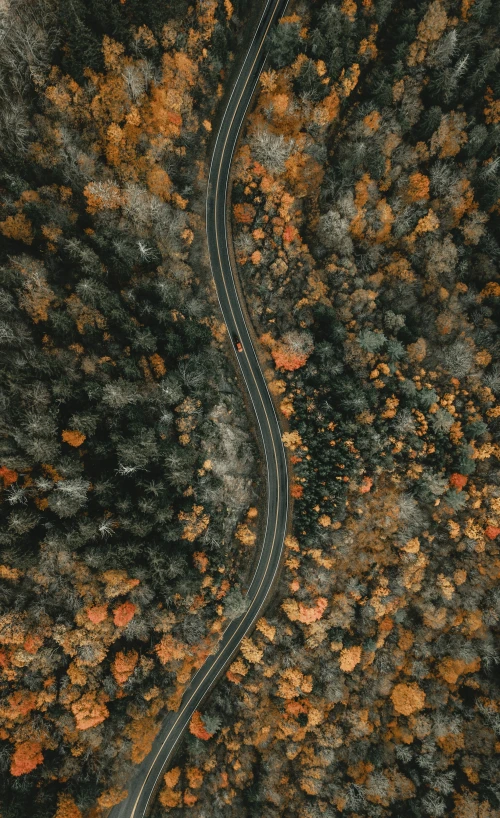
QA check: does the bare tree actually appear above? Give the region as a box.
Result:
[0,0,59,154]
[250,127,295,174]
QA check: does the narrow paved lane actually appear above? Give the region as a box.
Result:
[109,2,289,814]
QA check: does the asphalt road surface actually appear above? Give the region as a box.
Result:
[109,1,290,816]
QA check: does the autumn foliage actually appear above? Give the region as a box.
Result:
[0,466,18,486]
[61,429,86,447]
[189,711,212,740]
[0,0,260,813]
[390,683,426,716]
[178,1,500,816]
[113,601,136,627]
[10,741,44,776]
[111,650,138,685]
[53,794,83,818]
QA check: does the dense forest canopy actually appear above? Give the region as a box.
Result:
[0,0,262,815]
[1,0,500,816]
[148,1,500,817]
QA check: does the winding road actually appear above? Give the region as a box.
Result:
[109,1,289,815]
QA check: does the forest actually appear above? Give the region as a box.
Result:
[0,0,263,815]
[1,0,500,817]
[147,0,500,817]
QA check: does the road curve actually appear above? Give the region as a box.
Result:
[109,2,289,816]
